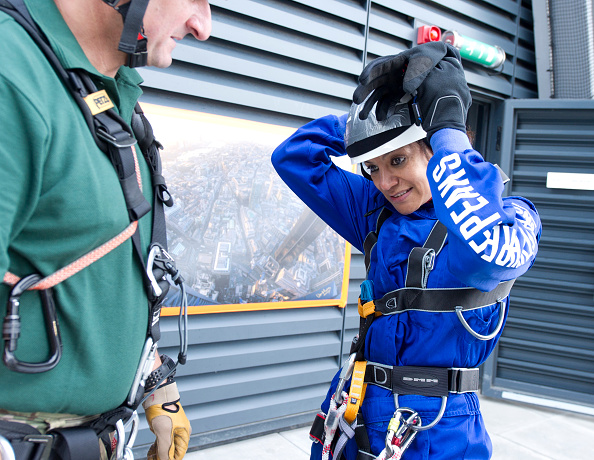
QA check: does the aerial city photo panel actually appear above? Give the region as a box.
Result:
[141,103,352,314]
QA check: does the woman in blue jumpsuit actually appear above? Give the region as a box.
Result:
[271,44,541,459]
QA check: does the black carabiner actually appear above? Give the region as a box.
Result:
[2,274,63,373]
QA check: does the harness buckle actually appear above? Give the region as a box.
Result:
[23,434,54,460]
[96,127,136,149]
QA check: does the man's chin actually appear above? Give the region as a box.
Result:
[147,54,173,69]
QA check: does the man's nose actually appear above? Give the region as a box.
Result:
[187,1,212,41]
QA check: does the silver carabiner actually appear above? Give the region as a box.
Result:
[384,408,420,458]
[334,353,356,405]
[146,246,163,298]
[126,338,157,406]
[112,412,139,460]
[393,393,447,432]
[0,434,16,460]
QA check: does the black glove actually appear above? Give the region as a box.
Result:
[415,45,471,139]
[352,41,450,121]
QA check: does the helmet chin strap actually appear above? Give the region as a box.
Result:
[103,0,149,68]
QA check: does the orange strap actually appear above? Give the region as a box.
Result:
[3,149,143,290]
[3,221,138,290]
[344,360,367,424]
[358,298,376,318]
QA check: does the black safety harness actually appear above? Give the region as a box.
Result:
[310,208,514,459]
[0,1,187,459]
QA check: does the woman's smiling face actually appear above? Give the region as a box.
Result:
[363,141,433,215]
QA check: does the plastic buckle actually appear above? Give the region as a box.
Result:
[449,368,480,394]
[126,49,148,69]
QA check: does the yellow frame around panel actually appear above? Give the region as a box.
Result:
[140,103,353,315]
[161,242,351,316]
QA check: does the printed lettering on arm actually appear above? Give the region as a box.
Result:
[431,153,537,269]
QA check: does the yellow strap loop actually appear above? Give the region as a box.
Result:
[358,298,376,318]
[344,360,367,424]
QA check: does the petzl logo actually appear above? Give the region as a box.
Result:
[84,90,114,115]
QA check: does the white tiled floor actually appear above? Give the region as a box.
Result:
[186,395,594,459]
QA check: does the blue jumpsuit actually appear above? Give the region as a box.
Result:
[271,114,541,459]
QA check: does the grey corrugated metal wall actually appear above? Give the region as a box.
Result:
[133,1,537,455]
[481,99,594,410]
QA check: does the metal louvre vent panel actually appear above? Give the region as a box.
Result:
[139,0,366,124]
[133,307,344,455]
[368,0,537,99]
[483,99,594,409]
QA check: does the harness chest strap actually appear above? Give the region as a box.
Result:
[359,278,514,318]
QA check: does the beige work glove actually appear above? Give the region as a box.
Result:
[143,382,191,460]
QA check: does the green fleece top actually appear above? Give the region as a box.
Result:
[0,0,154,414]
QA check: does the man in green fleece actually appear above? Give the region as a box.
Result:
[0,1,211,459]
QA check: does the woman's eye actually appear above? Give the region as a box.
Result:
[363,163,378,174]
[391,157,405,166]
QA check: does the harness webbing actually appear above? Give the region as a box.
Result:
[405,219,447,288]
[362,208,392,275]
[368,279,514,316]
[344,208,514,459]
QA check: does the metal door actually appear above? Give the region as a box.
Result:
[481,99,594,414]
